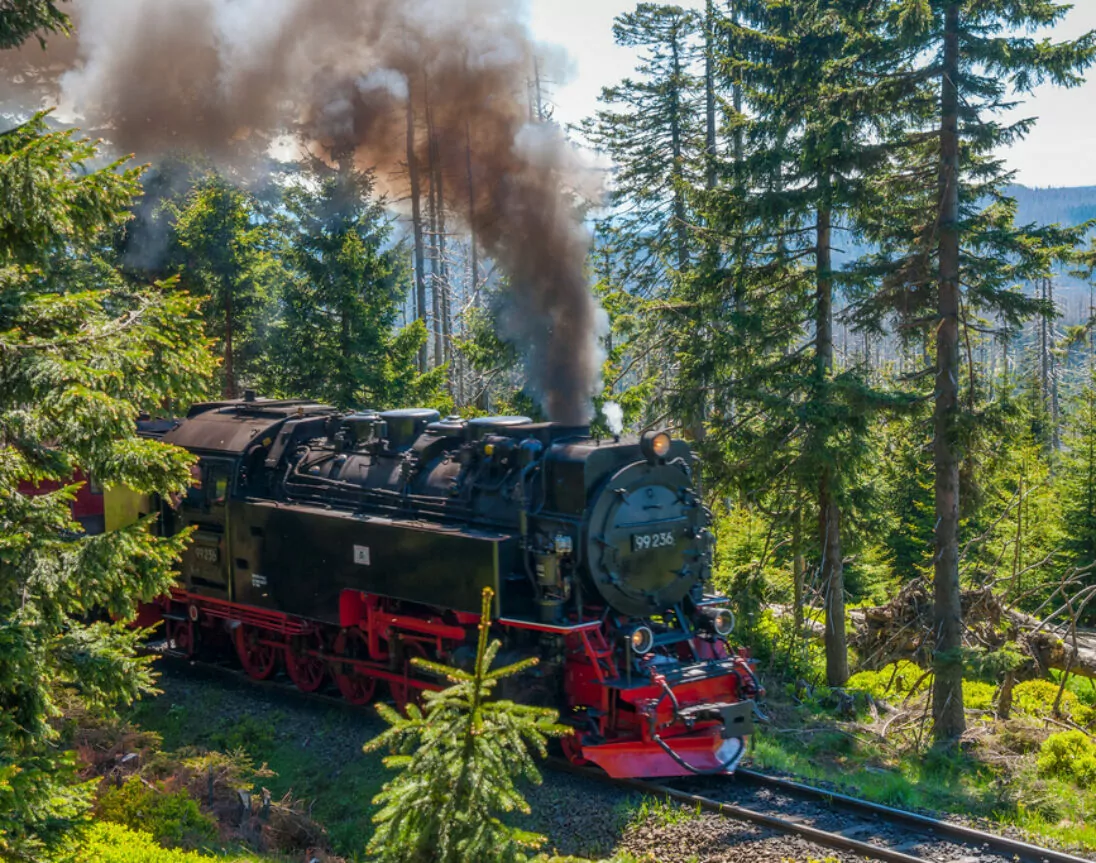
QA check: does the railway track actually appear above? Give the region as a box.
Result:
[156,653,1093,863]
[553,758,1095,863]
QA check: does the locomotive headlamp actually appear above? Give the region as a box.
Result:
[701,607,736,637]
[629,624,655,655]
[641,430,672,462]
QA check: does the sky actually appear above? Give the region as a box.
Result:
[528,0,1096,189]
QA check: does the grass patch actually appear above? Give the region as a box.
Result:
[627,797,703,829]
[747,677,1096,854]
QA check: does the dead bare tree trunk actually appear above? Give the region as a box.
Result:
[405,82,428,374]
[423,76,443,369]
[465,122,479,293]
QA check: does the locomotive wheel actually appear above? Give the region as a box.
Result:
[234,625,278,680]
[389,640,428,711]
[284,634,326,693]
[166,619,195,658]
[332,629,377,705]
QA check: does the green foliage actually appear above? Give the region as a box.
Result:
[1037,731,1096,788]
[627,797,702,829]
[207,714,277,758]
[165,175,275,398]
[0,73,213,861]
[0,0,69,51]
[711,504,782,622]
[1058,375,1096,583]
[578,3,704,282]
[95,778,217,848]
[71,823,247,863]
[364,588,570,863]
[963,681,997,712]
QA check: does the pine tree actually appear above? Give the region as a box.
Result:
[855,0,1094,744]
[0,110,213,858]
[1060,372,1096,573]
[364,588,568,863]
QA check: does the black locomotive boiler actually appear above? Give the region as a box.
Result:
[112,397,760,777]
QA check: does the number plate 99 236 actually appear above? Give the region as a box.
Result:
[631,531,677,552]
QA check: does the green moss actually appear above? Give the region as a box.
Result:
[963,681,997,711]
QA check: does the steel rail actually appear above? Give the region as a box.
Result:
[733,768,1094,863]
[548,759,932,863]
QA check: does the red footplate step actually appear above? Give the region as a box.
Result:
[580,726,747,778]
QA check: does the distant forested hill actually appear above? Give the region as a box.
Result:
[833,185,1096,305]
[1007,184,1096,228]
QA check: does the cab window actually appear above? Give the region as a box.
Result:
[184,462,232,510]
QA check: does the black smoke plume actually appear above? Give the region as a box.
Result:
[3,0,605,424]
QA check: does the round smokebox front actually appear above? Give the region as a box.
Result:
[585,462,709,618]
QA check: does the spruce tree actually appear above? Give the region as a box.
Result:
[364,588,568,863]
[0,0,68,49]
[1060,372,1096,574]
[690,0,909,685]
[264,154,445,410]
[579,3,706,289]
[856,0,1094,743]
[0,110,213,857]
[166,175,275,399]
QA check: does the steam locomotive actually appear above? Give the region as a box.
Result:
[109,396,760,778]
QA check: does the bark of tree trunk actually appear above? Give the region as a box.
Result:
[793,504,805,634]
[465,122,479,292]
[425,79,443,370]
[704,0,717,192]
[816,196,848,687]
[932,0,967,745]
[669,29,689,273]
[427,134,444,368]
[405,84,428,374]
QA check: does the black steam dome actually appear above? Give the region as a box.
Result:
[381,408,440,448]
[465,416,532,439]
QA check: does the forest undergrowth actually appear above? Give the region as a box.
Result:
[743,614,1096,853]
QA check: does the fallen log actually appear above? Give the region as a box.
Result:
[848,581,1096,681]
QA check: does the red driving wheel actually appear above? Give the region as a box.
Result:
[333,629,377,705]
[166,619,194,658]
[284,633,326,693]
[234,625,278,680]
[389,639,428,710]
